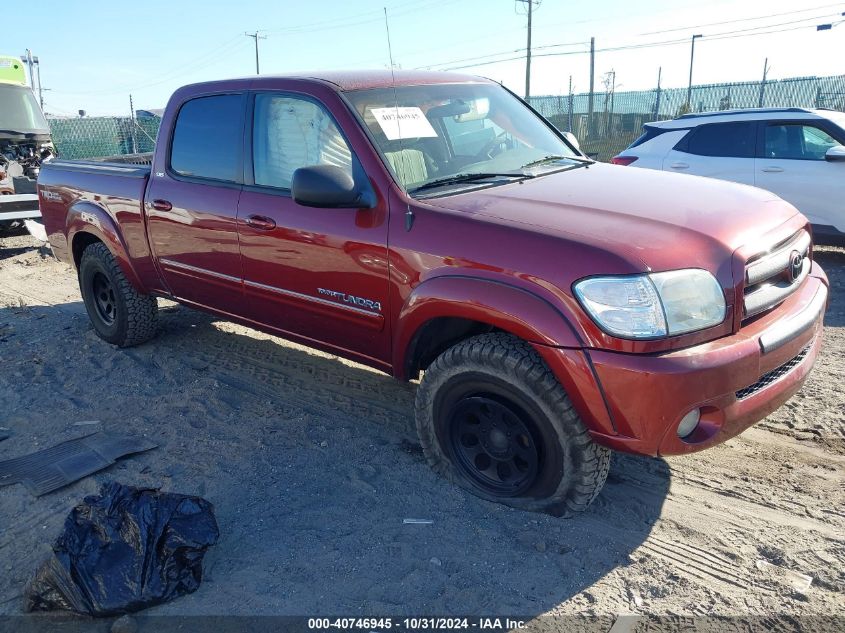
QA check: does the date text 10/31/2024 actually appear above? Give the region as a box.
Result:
[307,618,527,630]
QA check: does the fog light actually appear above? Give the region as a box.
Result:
[677,409,701,438]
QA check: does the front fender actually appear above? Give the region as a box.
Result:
[394,275,583,376]
[394,275,617,435]
[66,201,147,293]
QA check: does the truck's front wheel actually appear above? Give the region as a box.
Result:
[415,333,610,516]
[79,242,158,347]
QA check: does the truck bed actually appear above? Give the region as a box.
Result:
[87,152,154,166]
[40,158,152,178]
[36,158,153,272]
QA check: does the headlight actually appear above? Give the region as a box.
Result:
[573,269,725,339]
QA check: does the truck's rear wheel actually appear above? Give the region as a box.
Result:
[415,333,610,516]
[79,242,158,347]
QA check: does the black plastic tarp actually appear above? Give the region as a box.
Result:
[24,482,219,616]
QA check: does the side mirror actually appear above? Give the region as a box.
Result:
[563,131,581,152]
[824,145,845,162]
[291,164,375,208]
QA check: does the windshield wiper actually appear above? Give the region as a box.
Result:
[521,154,594,169]
[408,172,531,194]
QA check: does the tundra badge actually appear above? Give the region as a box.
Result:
[317,288,382,312]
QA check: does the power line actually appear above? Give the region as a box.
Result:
[418,39,585,70]
[49,37,249,96]
[261,0,460,34]
[420,48,528,70]
[532,40,593,52]
[436,16,842,72]
[45,0,462,101]
[425,11,842,72]
[678,12,845,38]
[640,2,845,35]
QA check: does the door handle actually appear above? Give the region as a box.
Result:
[669,162,689,169]
[761,166,784,173]
[245,214,276,231]
[150,199,172,211]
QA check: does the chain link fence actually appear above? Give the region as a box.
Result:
[47,116,159,160]
[46,74,845,163]
[528,74,845,162]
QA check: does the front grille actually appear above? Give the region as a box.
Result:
[735,344,811,400]
[743,230,811,321]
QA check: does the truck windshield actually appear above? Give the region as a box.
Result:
[345,83,581,193]
[0,84,50,135]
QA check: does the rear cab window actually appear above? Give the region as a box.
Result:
[674,121,756,158]
[170,94,245,182]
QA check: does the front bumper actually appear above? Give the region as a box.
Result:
[536,263,828,457]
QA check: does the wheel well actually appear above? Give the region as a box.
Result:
[405,317,497,379]
[71,232,103,269]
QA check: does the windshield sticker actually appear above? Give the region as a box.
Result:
[370,107,438,140]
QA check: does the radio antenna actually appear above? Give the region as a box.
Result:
[384,6,415,230]
[384,7,396,75]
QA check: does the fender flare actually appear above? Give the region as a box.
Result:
[66,201,148,293]
[394,274,583,379]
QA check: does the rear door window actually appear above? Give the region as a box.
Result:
[676,122,756,158]
[170,94,244,182]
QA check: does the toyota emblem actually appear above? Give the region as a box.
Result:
[789,251,803,282]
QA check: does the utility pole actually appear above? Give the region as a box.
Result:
[35,60,44,109]
[245,31,267,75]
[602,70,616,135]
[654,66,662,120]
[20,50,45,109]
[609,70,616,121]
[686,34,703,109]
[516,0,540,99]
[567,75,574,132]
[587,36,595,136]
[758,58,769,108]
[20,49,35,88]
[129,94,138,154]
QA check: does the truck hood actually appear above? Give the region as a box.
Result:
[421,163,801,273]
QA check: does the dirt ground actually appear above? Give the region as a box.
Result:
[0,231,843,625]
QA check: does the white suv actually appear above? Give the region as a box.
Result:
[613,108,845,245]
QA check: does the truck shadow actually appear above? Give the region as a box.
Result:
[0,301,668,618]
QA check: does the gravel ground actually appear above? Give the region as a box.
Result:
[0,232,842,626]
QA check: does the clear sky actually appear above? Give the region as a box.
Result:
[7,0,844,116]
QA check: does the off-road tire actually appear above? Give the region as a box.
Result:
[79,242,158,347]
[415,333,611,516]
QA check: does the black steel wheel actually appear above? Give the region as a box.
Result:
[91,271,118,326]
[78,241,158,347]
[449,395,540,497]
[415,333,611,516]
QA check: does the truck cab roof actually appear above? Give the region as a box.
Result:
[177,70,491,95]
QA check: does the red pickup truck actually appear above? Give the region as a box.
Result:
[38,71,828,515]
